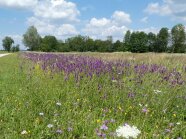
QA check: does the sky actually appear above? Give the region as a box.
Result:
[0,0,186,49]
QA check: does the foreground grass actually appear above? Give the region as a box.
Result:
[0,53,185,139]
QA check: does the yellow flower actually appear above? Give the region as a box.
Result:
[173,114,176,117]
[97,119,101,123]
[118,106,122,110]
[35,118,40,124]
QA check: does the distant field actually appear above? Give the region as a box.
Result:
[0,51,6,54]
[0,52,185,139]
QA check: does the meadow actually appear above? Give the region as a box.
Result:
[0,52,185,139]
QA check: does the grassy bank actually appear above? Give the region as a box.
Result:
[0,52,185,138]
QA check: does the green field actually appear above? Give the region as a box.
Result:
[0,51,7,54]
[0,53,185,139]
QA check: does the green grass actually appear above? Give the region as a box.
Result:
[0,50,7,54]
[0,53,185,139]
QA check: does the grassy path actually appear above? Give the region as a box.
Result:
[0,53,11,57]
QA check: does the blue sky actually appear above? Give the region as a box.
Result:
[0,0,186,49]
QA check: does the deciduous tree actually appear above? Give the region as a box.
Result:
[23,26,41,51]
[2,36,14,52]
[171,24,186,53]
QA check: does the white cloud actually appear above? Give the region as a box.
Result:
[145,0,186,22]
[56,24,78,36]
[111,11,132,25]
[83,11,131,41]
[89,18,111,27]
[27,17,78,39]
[140,17,148,23]
[33,0,80,22]
[22,0,80,39]
[0,0,80,22]
[0,0,37,8]
[27,17,55,35]
[144,2,171,16]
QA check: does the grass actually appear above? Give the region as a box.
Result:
[0,52,185,139]
[0,50,7,54]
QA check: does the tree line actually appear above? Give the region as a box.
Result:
[2,23,186,53]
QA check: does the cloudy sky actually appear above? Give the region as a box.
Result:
[0,0,186,49]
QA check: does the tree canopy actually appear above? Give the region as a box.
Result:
[23,26,41,51]
[22,24,186,53]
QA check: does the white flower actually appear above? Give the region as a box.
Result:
[47,124,54,128]
[176,122,181,125]
[112,80,118,83]
[154,90,162,94]
[139,104,142,107]
[21,130,28,135]
[56,102,61,106]
[39,112,44,116]
[116,124,141,139]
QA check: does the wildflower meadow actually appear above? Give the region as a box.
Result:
[0,52,185,139]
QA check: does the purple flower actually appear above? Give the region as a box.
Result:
[128,92,135,98]
[142,108,148,113]
[100,124,108,130]
[165,129,171,133]
[56,129,63,134]
[68,127,73,132]
[103,120,109,124]
[96,132,106,138]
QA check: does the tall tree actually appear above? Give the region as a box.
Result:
[155,28,169,52]
[124,30,131,51]
[84,37,95,51]
[171,24,186,53]
[23,26,41,51]
[147,32,156,52]
[2,36,14,52]
[40,35,58,52]
[129,31,148,53]
[106,36,114,52]
[113,40,123,51]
